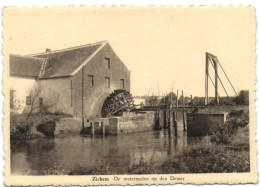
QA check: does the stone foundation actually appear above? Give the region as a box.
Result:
[55,111,157,136]
[107,111,155,135]
[54,118,82,135]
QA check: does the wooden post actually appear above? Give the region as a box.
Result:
[91,122,95,137]
[168,119,171,138]
[82,68,85,129]
[159,110,164,129]
[214,60,219,104]
[101,122,105,138]
[205,53,209,105]
[170,92,173,127]
[172,107,175,130]
[174,90,178,137]
[182,90,186,131]
[175,90,178,121]
[168,111,171,129]
[170,92,172,110]
[190,94,193,112]
[163,110,167,129]
[168,98,171,135]
[173,112,177,137]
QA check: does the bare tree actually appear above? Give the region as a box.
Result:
[25,84,57,129]
[26,84,41,122]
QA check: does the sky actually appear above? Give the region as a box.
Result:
[4,6,255,97]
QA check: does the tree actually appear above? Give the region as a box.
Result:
[178,96,191,105]
[25,83,57,129]
[160,92,177,107]
[192,97,205,106]
[145,96,160,106]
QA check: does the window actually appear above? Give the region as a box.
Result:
[26,96,31,105]
[105,77,110,88]
[88,75,94,87]
[105,58,110,69]
[120,79,124,89]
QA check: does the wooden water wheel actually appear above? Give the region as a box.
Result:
[101,89,135,117]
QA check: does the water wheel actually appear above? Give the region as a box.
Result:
[101,89,135,117]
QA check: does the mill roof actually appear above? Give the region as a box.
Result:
[10,41,108,79]
[9,55,46,77]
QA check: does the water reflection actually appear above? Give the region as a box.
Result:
[11,122,199,175]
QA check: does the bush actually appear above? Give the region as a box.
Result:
[128,157,158,174]
[232,90,249,105]
[37,120,56,137]
[69,165,115,175]
[178,146,249,173]
[10,113,62,140]
[45,163,67,175]
[211,109,249,145]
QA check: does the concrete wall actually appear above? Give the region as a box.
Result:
[187,113,228,136]
[107,112,155,135]
[9,76,37,113]
[72,43,131,118]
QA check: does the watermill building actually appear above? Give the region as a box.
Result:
[9,41,131,118]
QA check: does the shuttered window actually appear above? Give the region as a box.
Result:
[105,77,110,88]
[88,75,94,87]
[105,58,110,69]
[120,79,124,89]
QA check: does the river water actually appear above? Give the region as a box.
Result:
[11,122,200,175]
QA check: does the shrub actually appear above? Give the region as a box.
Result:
[128,157,158,174]
[211,109,249,145]
[45,163,67,175]
[10,113,62,140]
[36,120,56,137]
[232,90,249,105]
[179,146,249,173]
[69,165,115,175]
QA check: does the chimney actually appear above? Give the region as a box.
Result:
[45,48,51,53]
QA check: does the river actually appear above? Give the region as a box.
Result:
[11,121,200,175]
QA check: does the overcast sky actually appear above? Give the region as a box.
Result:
[4,7,255,97]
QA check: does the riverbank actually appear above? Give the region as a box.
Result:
[129,105,250,174]
[43,105,249,175]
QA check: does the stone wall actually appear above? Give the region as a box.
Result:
[107,111,155,135]
[54,117,82,136]
[187,112,228,136]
